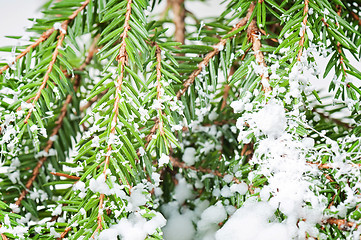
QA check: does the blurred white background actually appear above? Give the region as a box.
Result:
[0,0,44,46]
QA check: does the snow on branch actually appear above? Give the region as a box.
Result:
[92,0,133,238]
[247,20,272,93]
[297,0,309,61]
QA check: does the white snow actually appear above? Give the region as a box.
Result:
[254,101,287,138]
[158,153,170,166]
[216,201,289,240]
[98,212,166,240]
[173,176,193,204]
[89,174,111,195]
[230,182,248,195]
[182,147,196,166]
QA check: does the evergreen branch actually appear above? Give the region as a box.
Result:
[23,30,66,124]
[15,91,75,206]
[0,29,54,75]
[143,119,159,150]
[77,34,100,71]
[321,6,348,79]
[297,0,309,61]
[92,0,132,237]
[0,0,90,75]
[176,3,255,99]
[170,0,186,44]
[247,20,272,93]
[306,161,361,169]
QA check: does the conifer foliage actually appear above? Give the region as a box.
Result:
[1,0,361,239]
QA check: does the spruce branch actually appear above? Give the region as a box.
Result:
[92,0,132,237]
[15,88,77,206]
[0,0,90,75]
[176,3,255,99]
[335,6,347,77]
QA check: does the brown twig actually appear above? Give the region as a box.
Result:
[0,0,90,75]
[350,10,361,26]
[1,233,8,240]
[170,0,186,44]
[176,3,255,99]
[221,66,235,110]
[50,172,81,180]
[58,227,72,240]
[92,0,132,238]
[23,31,66,123]
[247,20,272,93]
[306,160,361,169]
[156,45,165,136]
[297,0,309,61]
[336,6,347,77]
[171,156,256,190]
[325,218,358,230]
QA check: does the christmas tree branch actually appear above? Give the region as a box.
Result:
[312,109,352,129]
[170,156,241,184]
[15,90,76,206]
[92,0,132,237]
[176,3,255,99]
[0,0,90,75]
[11,35,98,207]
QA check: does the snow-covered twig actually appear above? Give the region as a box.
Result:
[297,0,309,61]
[92,0,133,238]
